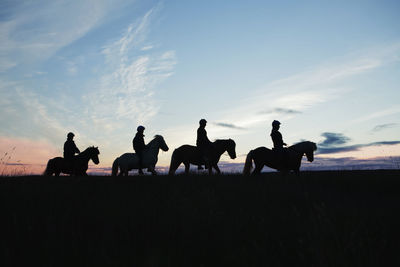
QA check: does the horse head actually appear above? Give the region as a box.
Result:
[305,142,317,162]
[226,139,237,159]
[90,146,100,165]
[154,135,169,152]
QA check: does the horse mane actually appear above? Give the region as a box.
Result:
[80,146,99,155]
[154,134,163,140]
[80,146,93,154]
[214,138,234,144]
[147,135,164,146]
[291,141,317,152]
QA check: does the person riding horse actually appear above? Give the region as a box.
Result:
[63,132,80,168]
[133,125,146,175]
[270,120,288,167]
[197,119,213,169]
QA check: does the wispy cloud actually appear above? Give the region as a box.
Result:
[259,107,302,115]
[86,6,176,129]
[212,42,400,134]
[0,0,120,71]
[213,122,245,130]
[372,123,398,132]
[354,106,400,123]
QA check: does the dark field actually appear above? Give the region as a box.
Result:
[1,170,400,266]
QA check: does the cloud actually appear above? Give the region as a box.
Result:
[316,132,400,154]
[85,6,176,129]
[213,122,245,130]
[354,106,400,123]
[0,0,122,71]
[141,45,154,51]
[260,108,301,115]
[372,123,398,132]
[212,42,400,132]
[317,140,400,154]
[319,132,351,147]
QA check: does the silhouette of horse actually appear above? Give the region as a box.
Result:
[243,141,317,175]
[168,139,236,175]
[44,146,100,176]
[112,135,169,176]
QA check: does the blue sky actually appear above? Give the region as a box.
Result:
[1,0,400,174]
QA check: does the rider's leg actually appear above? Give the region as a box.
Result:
[138,150,144,175]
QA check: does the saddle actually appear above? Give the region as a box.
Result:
[272,148,289,169]
[64,156,77,172]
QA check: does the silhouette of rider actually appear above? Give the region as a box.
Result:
[271,120,287,149]
[270,120,287,167]
[196,119,213,169]
[133,126,146,175]
[63,132,80,167]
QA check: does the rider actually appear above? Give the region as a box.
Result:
[196,119,213,169]
[63,132,80,166]
[270,120,287,167]
[133,125,146,175]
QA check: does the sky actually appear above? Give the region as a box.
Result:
[1,0,400,175]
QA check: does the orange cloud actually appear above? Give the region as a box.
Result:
[0,136,60,175]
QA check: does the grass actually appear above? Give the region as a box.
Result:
[1,170,399,266]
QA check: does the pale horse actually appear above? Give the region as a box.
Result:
[111,135,169,176]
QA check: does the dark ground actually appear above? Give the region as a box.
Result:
[1,170,400,266]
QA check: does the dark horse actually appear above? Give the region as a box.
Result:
[43,146,100,176]
[243,141,317,175]
[168,139,236,175]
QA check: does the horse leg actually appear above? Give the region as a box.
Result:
[148,166,157,175]
[184,162,190,175]
[213,164,221,175]
[55,172,60,176]
[252,162,263,175]
[208,163,213,175]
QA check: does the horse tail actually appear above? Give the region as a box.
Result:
[243,150,254,175]
[168,149,180,175]
[111,157,119,176]
[43,159,54,176]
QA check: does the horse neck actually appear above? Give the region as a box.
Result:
[77,148,92,162]
[145,139,161,155]
[214,140,229,156]
[290,142,304,153]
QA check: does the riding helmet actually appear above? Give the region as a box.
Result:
[272,120,281,127]
[67,132,75,138]
[199,119,207,125]
[137,125,145,132]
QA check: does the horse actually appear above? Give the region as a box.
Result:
[43,146,100,176]
[243,141,317,175]
[168,139,237,175]
[112,135,169,176]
